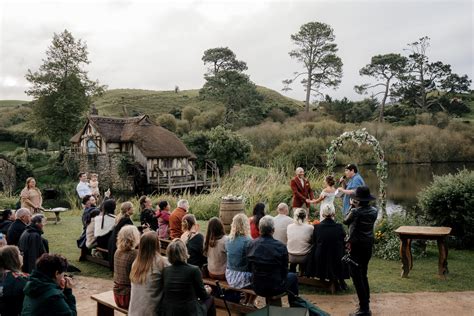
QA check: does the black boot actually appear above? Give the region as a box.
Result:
[349,308,372,316]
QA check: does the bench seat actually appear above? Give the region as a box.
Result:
[91,290,127,315]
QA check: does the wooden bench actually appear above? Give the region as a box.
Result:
[203,278,258,315]
[395,226,452,278]
[90,290,127,316]
[297,276,337,294]
[81,247,110,268]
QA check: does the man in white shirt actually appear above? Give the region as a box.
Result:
[76,172,92,198]
[273,203,294,245]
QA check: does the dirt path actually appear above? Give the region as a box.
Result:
[74,276,474,315]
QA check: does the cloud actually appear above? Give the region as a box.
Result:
[0,0,472,101]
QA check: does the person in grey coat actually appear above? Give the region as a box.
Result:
[18,214,49,273]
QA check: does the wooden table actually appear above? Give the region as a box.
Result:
[42,207,70,224]
[394,226,451,279]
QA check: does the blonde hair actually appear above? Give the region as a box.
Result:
[229,213,250,240]
[116,201,133,224]
[24,177,35,189]
[130,232,165,284]
[322,204,336,218]
[166,238,189,264]
[293,208,306,225]
[117,225,140,252]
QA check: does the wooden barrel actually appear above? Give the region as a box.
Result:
[219,199,245,234]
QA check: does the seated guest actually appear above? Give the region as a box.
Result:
[180,214,207,269]
[22,253,76,315]
[0,245,29,315]
[94,199,116,252]
[159,239,215,316]
[306,205,348,290]
[139,195,158,232]
[247,215,299,305]
[129,232,170,315]
[0,233,6,248]
[156,200,171,239]
[273,203,293,245]
[18,214,48,274]
[109,202,135,270]
[113,225,140,309]
[0,209,15,235]
[226,214,252,288]
[170,199,189,239]
[249,203,265,239]
[85,209,101,249]
[204,217,228,280]
[6,208,31,246]
[287,208,314,274]
[77,195,97,254]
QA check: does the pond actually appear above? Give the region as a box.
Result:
[336,162,474,215]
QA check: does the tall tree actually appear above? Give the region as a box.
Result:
[200,47,263,127]
[395,36,470,111]
[355,54,407,122]
[283,22,343,113]
[25,29,105,144]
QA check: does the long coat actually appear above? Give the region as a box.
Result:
[305,218,348,280]
[290,176,314,208]
[18,225,48,274]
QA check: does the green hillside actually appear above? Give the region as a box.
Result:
[0,100,29,107]
[92,86,304,118]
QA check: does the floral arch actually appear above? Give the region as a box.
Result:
[326,128,387,217]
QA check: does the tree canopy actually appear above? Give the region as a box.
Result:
[25,29,105,144]
[283,21,343,112]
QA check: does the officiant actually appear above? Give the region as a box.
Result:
[338,163,366,216]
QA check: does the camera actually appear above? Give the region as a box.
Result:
[341,253,359,267]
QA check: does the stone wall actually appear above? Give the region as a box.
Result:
[77,153,134,192]
[0,158,16,195]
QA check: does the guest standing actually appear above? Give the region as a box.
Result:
[0,209,15,235]
[339,164,366,216]
[343,186,378,316]
[76,172,92,199]
[129,232,170,316]
[180,214,207,269]
[20,177,43,214]
[249,203,265,239]
[204,217,228,280]
[113,225,140,309]
[159,239,215,316]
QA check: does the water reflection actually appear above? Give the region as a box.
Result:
[336,162,474,214]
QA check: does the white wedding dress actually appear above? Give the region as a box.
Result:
[319,191,336,221]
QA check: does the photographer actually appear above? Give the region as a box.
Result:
[343,186,378,316]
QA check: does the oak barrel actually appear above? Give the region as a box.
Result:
[219,199,245,234]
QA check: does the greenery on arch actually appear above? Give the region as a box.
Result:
[326,128,388,217]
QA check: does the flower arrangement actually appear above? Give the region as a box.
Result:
[326,128,388,217]
[221,194,243,201]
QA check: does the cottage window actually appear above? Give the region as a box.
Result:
[87,139,98,154]
[163,159,173,169]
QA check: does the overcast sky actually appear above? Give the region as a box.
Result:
[1,0,472,102]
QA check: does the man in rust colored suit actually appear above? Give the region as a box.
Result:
[169,199,189,239]
[290,167,314,218]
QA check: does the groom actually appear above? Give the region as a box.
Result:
[290,167,314,217]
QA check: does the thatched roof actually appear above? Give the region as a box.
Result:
[70,115,196,159]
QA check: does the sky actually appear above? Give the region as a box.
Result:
[0,0,472,102]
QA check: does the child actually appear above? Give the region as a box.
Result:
[313,175,337,221]
[155,200,170,239]
[89,173,100,199]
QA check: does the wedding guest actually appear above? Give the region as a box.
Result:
[76,172,92,199]
[129,232,169,315]
[0,209,15,235]
[0,245,29,315]
[180,214,206,268]
[204,217,228,280]
[94,199,116,253]
[139,195,158,232]
[20,177,43,213]
[156,200,171,239]
[286,208,313,274]
[249,203,265,239]
[89,173,100,199]
[169,199,189,239]
[273,203,293,245]
[225,213,252,289]
[18,214,48,273]
[109,202,134,270]
[6,208,31,246]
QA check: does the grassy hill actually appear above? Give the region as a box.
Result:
[0,100,29,107]
[92,86,304,118]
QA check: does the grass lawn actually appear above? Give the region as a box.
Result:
[0,140,21,153]
[43,213,474,294]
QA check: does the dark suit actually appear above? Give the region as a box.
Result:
[290,176,314,208]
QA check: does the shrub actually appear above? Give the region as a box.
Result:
[418,169,474,249]
[181,106,200,123]
[156,114,177,132]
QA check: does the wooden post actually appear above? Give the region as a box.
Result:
[437,237,449,278]
[400,237,412,278]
